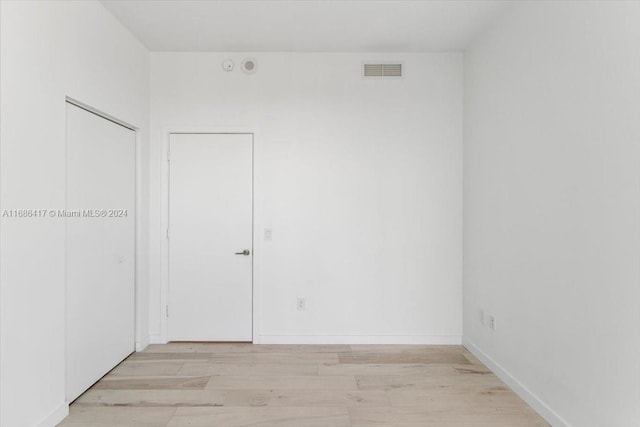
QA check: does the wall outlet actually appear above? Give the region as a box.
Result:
[488,315,496,331]
[297,297,306,311]
[264,228,272,241]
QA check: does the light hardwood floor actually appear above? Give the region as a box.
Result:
[59,344,548,426]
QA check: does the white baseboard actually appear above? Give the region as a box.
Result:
[259,334,462,345]
[135,333,150,352]
[149,334,165,344]
[135,341,149,352]
[462,337,570,427]
[35,402,68,427]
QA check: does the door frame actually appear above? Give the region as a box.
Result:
[160,127,261,343]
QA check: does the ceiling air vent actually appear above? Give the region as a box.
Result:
[363,63,402,78]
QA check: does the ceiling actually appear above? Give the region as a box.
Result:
[100,0,510,52]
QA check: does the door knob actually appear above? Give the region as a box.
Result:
[235,249,250,256]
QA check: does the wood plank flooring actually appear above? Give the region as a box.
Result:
[59,344,548,427]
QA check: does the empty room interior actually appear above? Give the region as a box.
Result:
[1,0,639,426]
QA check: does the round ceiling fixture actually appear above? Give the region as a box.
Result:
[241,58,257,74]
[221,59,234,72]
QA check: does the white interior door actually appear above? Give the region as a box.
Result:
[65,102,136,402]
[169,133,253,342]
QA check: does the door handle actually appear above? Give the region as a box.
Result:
[235,249,251,256]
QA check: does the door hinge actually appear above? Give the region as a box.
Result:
[167,149,170,163]
[166,305,169,317]
[166,228,170,239]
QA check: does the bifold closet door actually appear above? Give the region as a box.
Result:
[65,102,135,402]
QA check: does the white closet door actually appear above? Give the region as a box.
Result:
[169,133,253,342]
[65,103,135,402]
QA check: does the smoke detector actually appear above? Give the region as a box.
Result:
[241,58,257,74]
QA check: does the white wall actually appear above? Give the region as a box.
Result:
[463,2,640,426]
[0,2,149,426]
[149,53,463,344]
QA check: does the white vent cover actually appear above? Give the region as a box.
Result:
[363,63,402,78]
